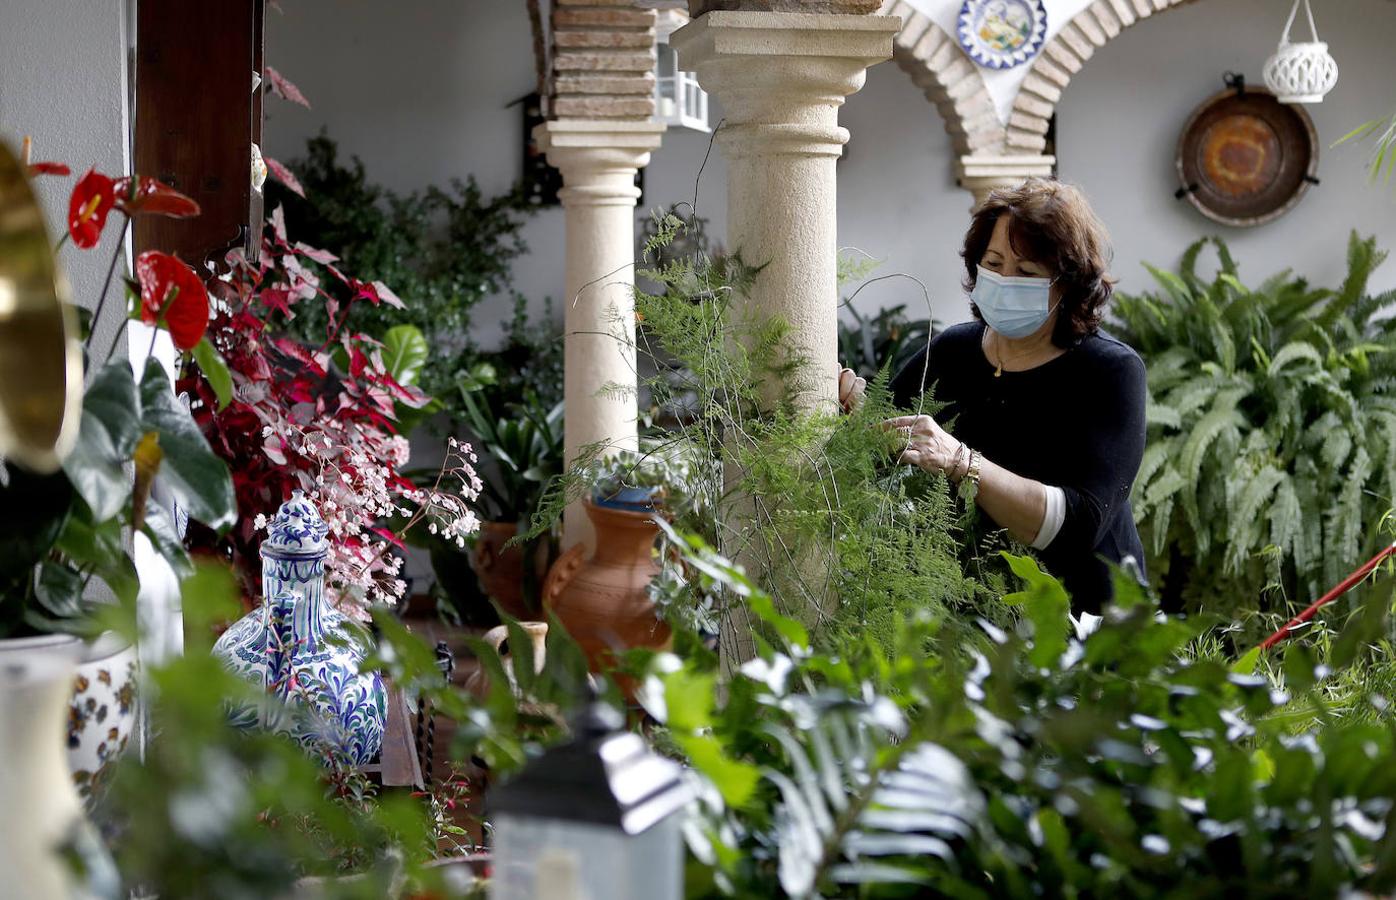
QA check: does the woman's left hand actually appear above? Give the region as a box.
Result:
[883,414,962,476]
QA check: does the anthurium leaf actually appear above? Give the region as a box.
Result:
[382,324,429,387]
[61,406,131,522]
[34,561,85,619]
[139,359,236,531]
[84,361,144,457]
[192,336,233,411]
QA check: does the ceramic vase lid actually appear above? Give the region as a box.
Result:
[260,490,330,559]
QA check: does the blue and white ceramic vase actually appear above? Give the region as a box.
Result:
[212,491,386,765]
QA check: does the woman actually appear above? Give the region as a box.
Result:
[839,178,1146,612]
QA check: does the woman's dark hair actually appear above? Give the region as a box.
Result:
[961,177,1115,347]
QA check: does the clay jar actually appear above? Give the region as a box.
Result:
[542,501,669,677]
[471,521,550,621]
[464,621,548,698]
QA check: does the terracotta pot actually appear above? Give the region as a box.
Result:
[470,520,543,621]
[542,502,670,677]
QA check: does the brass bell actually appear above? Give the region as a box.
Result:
[0,139,83,473]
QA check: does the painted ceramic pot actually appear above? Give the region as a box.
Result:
[0,635,118,900]
[67,633,139,804]
[213,491,386,765]
[542,501,669,678]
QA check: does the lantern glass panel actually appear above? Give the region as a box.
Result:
[490,813,683,900]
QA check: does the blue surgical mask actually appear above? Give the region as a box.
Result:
[972,265,1058,339]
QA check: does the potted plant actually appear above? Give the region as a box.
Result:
[454,380,564,621]
[540,445,707,681]
[0,140,239,894]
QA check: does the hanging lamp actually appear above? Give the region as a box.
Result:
[653,8,709,132]
[1262,0,1338,104]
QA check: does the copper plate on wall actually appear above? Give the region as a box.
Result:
[1175,85,1318,227]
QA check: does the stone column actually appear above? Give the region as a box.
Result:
[672,11,899,414]
[956,153,1057,209]
[535,120,665,551]
[672,11,898,668]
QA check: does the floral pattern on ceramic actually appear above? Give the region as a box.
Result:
[66,635,139,805]
[213,491,386,765]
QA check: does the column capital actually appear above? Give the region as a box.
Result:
[955,153,1057,206]
[671,12,899,158]
[534,119,667,207]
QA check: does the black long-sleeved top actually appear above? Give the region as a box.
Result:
[891,321,1148,612]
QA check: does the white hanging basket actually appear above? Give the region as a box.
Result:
[1262,0,1338,104]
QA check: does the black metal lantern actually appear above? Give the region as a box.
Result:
[489,702,690,900]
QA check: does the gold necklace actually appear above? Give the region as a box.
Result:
[982,330,1040,377]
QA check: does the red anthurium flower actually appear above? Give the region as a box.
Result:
[27,161,71,177]
[67,168,116,248]
[114,176,201,218]
[136,251,210,351]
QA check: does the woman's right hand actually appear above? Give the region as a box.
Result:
[838,366,866,413]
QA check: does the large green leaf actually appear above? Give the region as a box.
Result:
[62,407,132,522]
[139,359,236,531]
[192,337,233,411]
[84,361,144,457]
[382,324,429,387]
[62,362,142,521]
[1001,553,1070,669]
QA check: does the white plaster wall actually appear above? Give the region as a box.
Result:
[0,0,132,356]
[265,0,1394,342]
[1057,0,1396,299]
[839,60,972,326]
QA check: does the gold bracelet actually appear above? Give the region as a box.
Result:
[965,449,983,487]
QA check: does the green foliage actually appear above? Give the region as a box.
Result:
[650,530,1396,899]
[836,302,933,382]
[526,216,998,655]
[1335,111,1396,187]
[99,562,486,899]
[1116,232,1396,622]
[268,134,540,423]
[0,360,234,637]
[457,387,563,524]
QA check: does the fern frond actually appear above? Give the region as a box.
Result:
[1134,443,1173,506]
[1268,341,1324,377]
[1227,466,1284,573]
